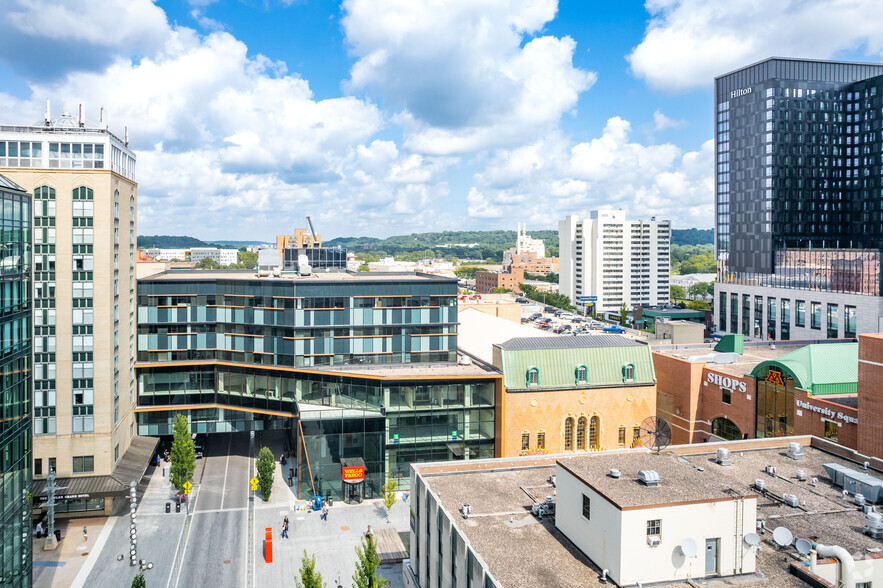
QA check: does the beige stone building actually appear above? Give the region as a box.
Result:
[0,108,150,514]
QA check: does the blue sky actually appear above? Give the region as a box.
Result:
[1,0,882,240]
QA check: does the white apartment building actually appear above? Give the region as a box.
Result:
[502,223,545,267]
[0,105,150,514]
[189,247,238,265]
[144,248,187,261]
[559,211,671,313]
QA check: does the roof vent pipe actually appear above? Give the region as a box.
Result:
[44,99,50,125]
[78,103,84,127]
[813,543,855,588]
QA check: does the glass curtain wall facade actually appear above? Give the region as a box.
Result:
[755,370,795,439]
[136,273,497,498]
[0,176,32,587]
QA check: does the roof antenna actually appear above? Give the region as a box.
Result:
[44,99,51,125]
[78,103,84,128]
[124,126,129,147]
[99,106,104,125]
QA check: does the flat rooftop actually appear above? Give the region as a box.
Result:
[140,269,455,282]
[654,342,805,376]
[416,437,883,588]
[300,358,499,379]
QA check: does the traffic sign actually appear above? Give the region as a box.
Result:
[182,481,193,494]
[250,477,259,491]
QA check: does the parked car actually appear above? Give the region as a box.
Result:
[544,306,557,313]
[589,321,605,330]
[515,297,529,303]
[528,312,543,321]
[603,325,627,334]
[559,312,575,321]
[538,323,553,331]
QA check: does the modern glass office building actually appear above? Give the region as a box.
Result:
[715,57,883,341]
[0,174,32,587]
[135,270,501,499]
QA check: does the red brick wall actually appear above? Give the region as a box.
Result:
[858,334,883,458]
[792,389,858,450]
[698,368,755,442]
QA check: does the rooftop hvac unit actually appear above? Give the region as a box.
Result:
[787,442,805,460]
[647,535,661,547]
[783,494,800,508]
[765,465,777,476]
[608,468,621,479]
[638,470,660,487]
[715,448,732,466]
[755,479,767,492]
[865,511,883,539]
[796,470,807,482]
[823,463,883,503]
[855,494,866,506]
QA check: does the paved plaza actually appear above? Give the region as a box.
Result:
[33,431,410,587]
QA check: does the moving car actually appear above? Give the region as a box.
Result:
[603,325,627,334]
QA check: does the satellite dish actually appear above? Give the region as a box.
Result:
[639,417,672,453]
[773,526,794,547]
[795,538,812,555]
[680,538,698,558]
[743,532,760,547]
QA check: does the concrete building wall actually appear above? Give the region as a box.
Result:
[715,282,882,341]
[501,384,656,456]
[554,464,624,582]
[858,334,883,458]
[3,167,138,481]
[655,321,704,344]
[618,498,757,585]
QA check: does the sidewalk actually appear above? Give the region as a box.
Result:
[32,516,109,588]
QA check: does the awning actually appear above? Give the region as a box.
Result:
[32,436,159,501]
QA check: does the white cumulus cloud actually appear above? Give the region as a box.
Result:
[628,0,883,91]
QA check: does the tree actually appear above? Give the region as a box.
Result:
[353,535,390,588]
[195,257,221,270]
[169,414,195,493]
[492,287,512,294]
[619,303,629,327]
[256,446,276,501]
[670,285,687,301]
[454,266,479,279]
[131,571,146,588]
[295,550,326,588]
[381,474,397,522]
[357,263,370,272]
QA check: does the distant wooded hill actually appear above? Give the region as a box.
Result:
[138,236,270,249]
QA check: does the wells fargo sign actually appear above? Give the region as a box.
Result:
[342,465,365,482]
[765,369,786,386]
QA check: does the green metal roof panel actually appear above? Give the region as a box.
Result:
[499,342,656,390]
[749,343,857,393]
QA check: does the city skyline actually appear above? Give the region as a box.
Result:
[2,0,883,239]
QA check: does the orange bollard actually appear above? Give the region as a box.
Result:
[265,527,273,563]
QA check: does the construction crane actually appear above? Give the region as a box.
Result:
[306,215,319,247]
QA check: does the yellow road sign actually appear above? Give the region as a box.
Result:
[183,481,193,493]
[250,477,259,491]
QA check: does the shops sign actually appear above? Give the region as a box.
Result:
[707,373,747,393]
[796,399,858,425]
[342,465,365,482]
[765,370,786,386]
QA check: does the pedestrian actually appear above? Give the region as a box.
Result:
[281,515,289,539]
[321,501,328,521]
[365,525,373,538]
[156,454,161,468]
[82,526,88,542]
[34,521,43,537]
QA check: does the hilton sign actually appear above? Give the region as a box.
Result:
[730,87,753,99]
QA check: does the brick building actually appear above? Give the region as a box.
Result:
[474,266,524,294]
[858,333,883,459]
[505,250,560,275]
[654,337,862,451]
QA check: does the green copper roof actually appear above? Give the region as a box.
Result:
[495,337,656,390]
[749,343,857,395]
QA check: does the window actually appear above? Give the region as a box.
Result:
[536,431,545,450]
[521,432,530,451]
[582,495,591,520]
[712,417,741,441]
[722,388,731,405]
[827,304,839,339]
[811,302,822,330]
[633,425,641,445]
[647,519,661,538]
[564,417,574,451]
[72,455,94,474]
[618,426,626,446]
[622,363,635,382]
[577,417,587,450]
[114,444,120,463]
[34,458,42,477]
[589,416,600,449]
[526,368,539,387]
[49,458,56,473]
[845,306,857,338]
[796,300,805,327]
[824,420,839,442]
[575,365,588,384]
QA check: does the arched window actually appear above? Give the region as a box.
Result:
[113,189,119,219]
[536,431,546,450]
[622,363,635,382]
[618,425,626,446]
[711,417,742,441]
[577,417,587,450]
[564,417,574,451]
[73,186,93,200]
[575,365,588,384]
[130,195,135,225]
[526,367,539,387]
[589,416,600,449]
[521,431,530,451]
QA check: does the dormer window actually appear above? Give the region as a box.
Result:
[575,365,588,385]
[622,363,635,382]
[526,367,540,387]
